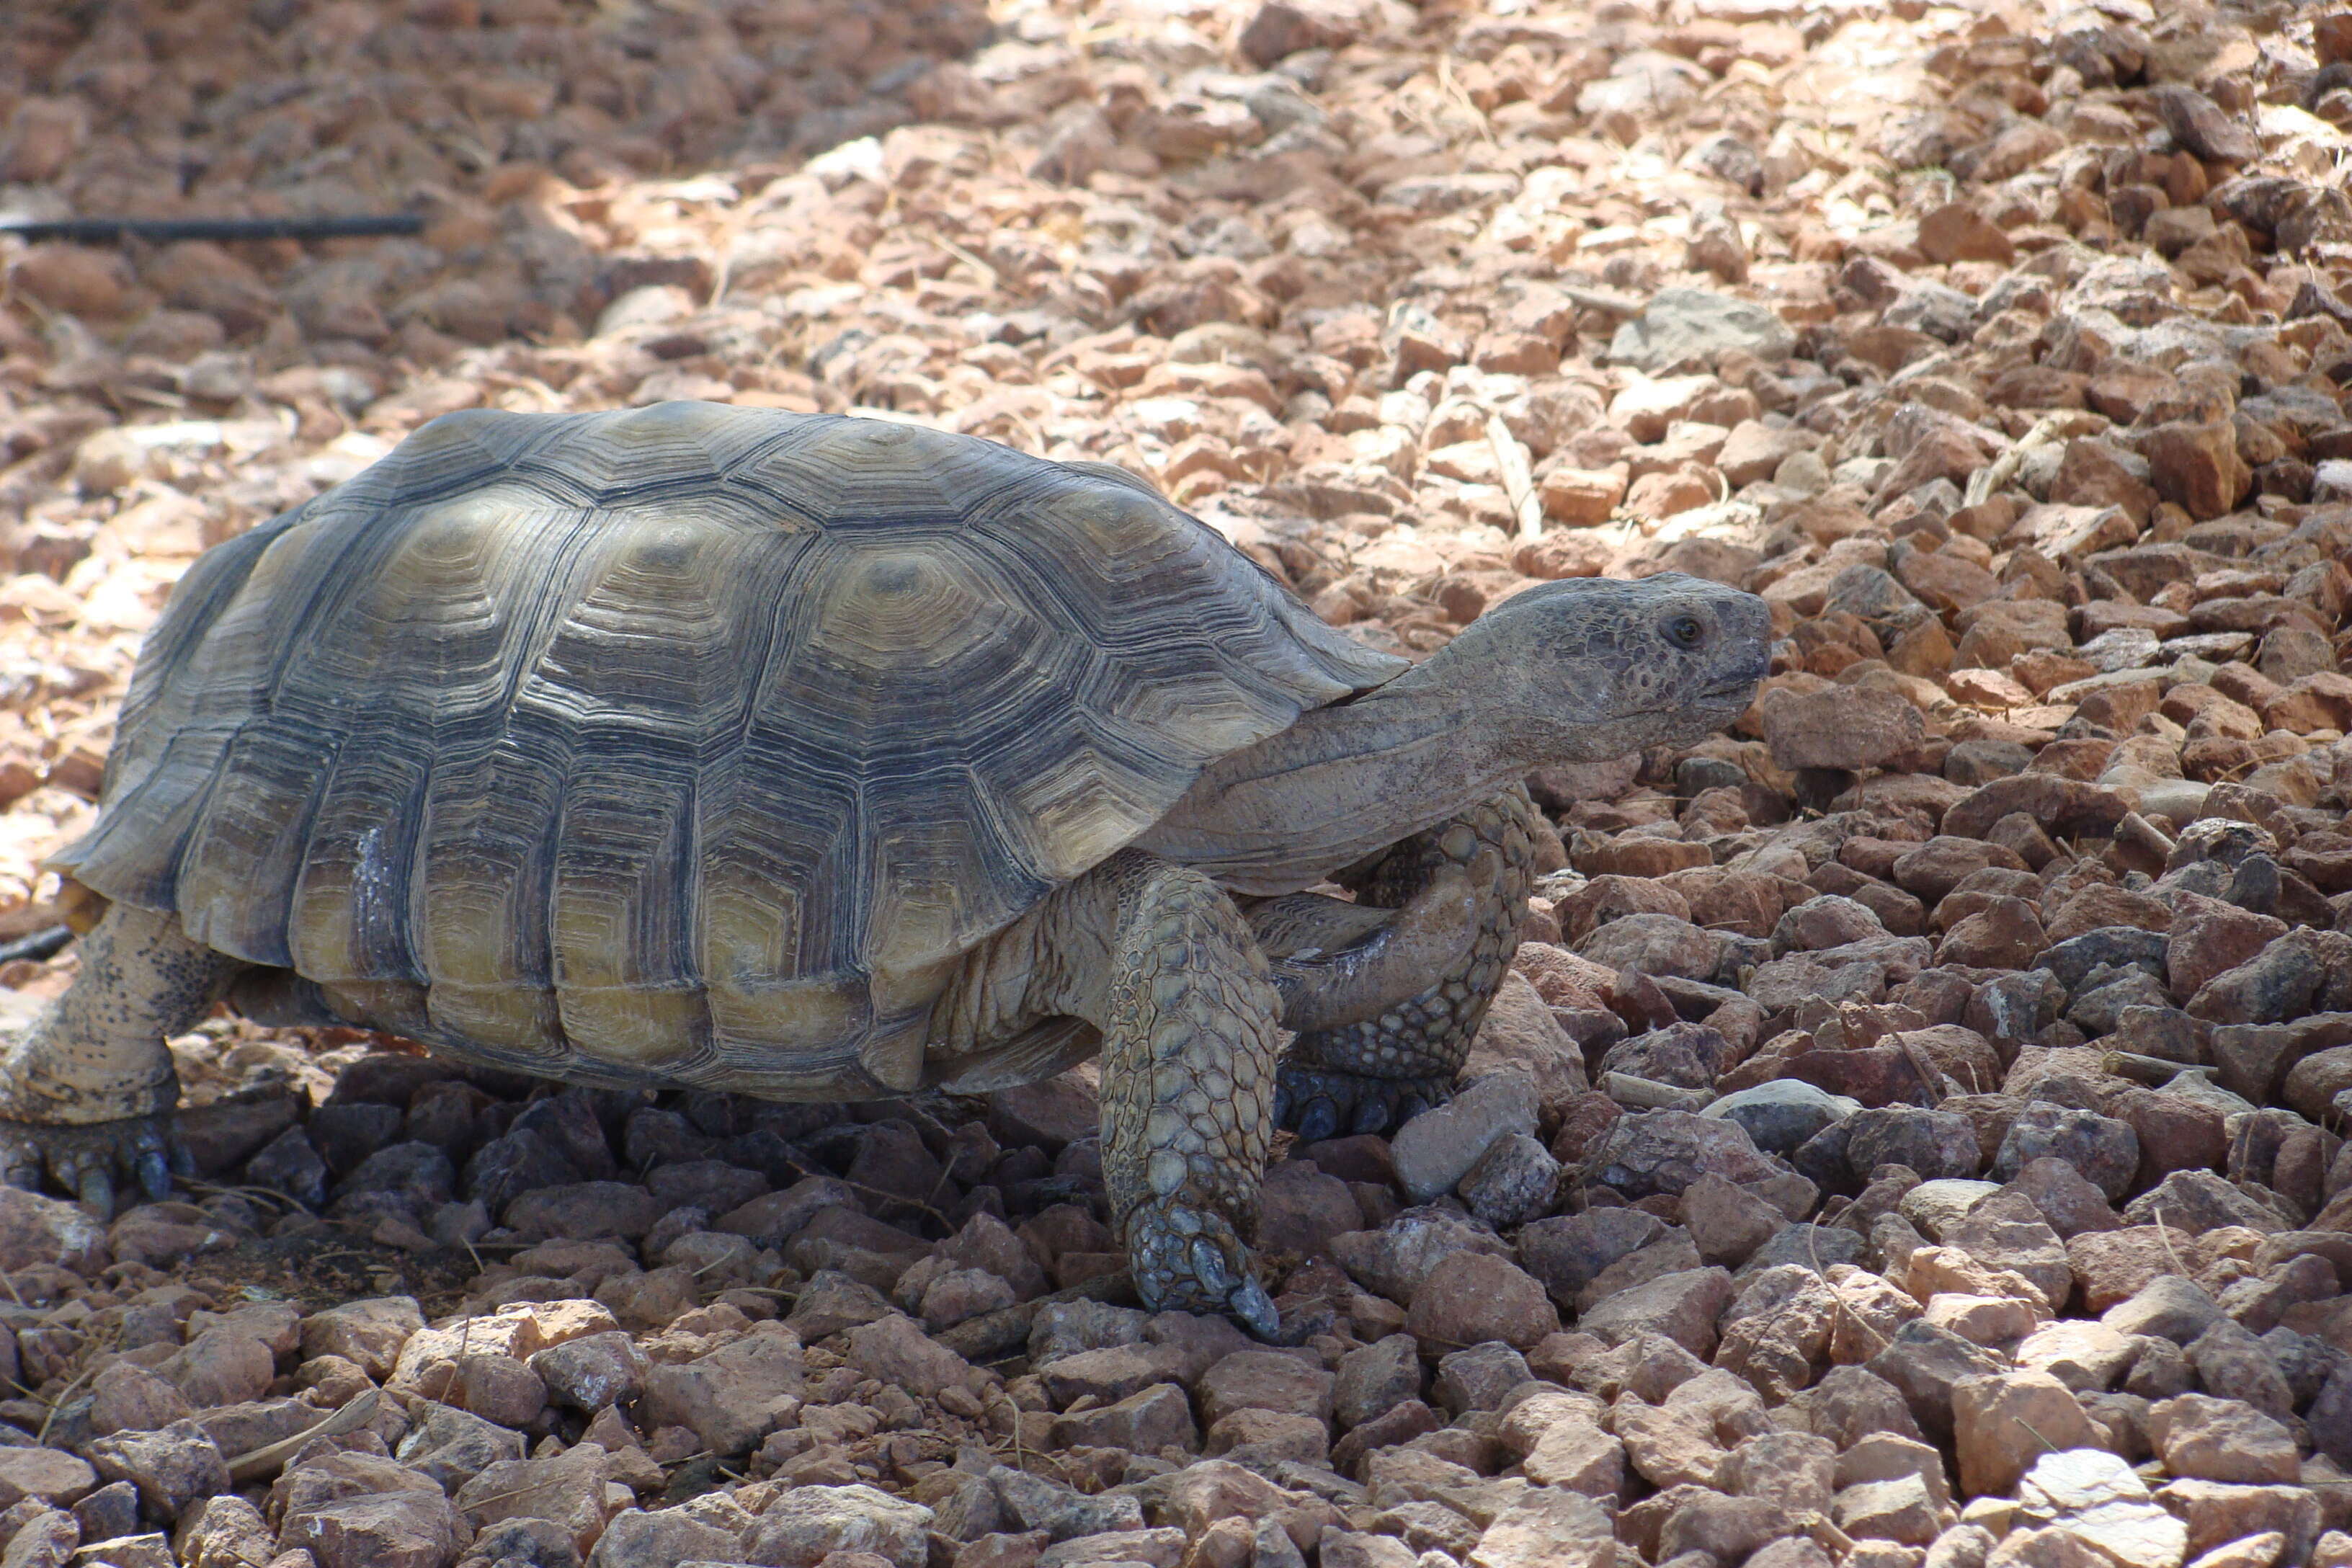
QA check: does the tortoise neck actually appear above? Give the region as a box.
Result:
[1133,654,1533,895]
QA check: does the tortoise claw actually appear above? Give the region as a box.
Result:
[1124,1196,1283,1340]
[1228,1277,1284,1343]
[136,1149,173,1203]
[1275,1064,1456,1141]
[1293,1096,1342,1144]
[0,1113,185,1217]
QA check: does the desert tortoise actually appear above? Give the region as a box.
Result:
[4,401,1769,1331]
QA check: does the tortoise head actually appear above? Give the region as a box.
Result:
[1443,571,1773,764]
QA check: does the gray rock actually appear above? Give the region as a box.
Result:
[1585,1110,1783,1199]
[84,1420,228,1521]
[1703,1082,1858,1156]
[0,1510,79,1568]
[1462,1481,1615,1568]
[1883,280,1978,341]
[1745,936,1933,1015]
[1197,1350,1334,1428]
[639,1327,806,1457]
[1864,1321,2002,1444]
[1941,1195,2072,1310]
[923,1475,1005,1544]
[192,1398,320,1460]
[1897,1180,2001,1242]
[2067,968,2173,1036]
[1391,1075,1538,1203]
[2187,1319,2294,1420]
[1820,566,1931,638]
[1051,1384,1198,1456]
[1041,1528,1188,1568]
[1845,1108,1981,1182]
[1575,913,1736,983]
[2036,928,2168,994]
[1574,1267,1737,1358]
[2120,1169,2280,1235]
[1682,1174,1784,1268]
[1329,1208,1511,1304]
[587,1507,741,1568]
[2123,1337,2196,1400]
[1250,1517,1308,1568]
[1719,1430,1837,1515]
[989,1466,1144,1542]
[1771,896,1888,957]
[741,1484,933,1568]
[1517,1208,1667,1304]
[0,1186,108,1277]
[174,1497,278,1568]
[1833,1475,1939,1549]
[71,1482,138,1544]
[396,1400,527,1492]
[2153,85,2259,164]
[1037,1342,1184,1409]
[784,1270,896,1340]
[464,1518,586,1568]
[1993,1103,2139,1200]
[1028,1299,1151,1368]
[1966,969,2065,1047]
[1599,1022,1734,1092]
[1608,288,1796,372]
[1335,1335,1423,1430]
[1736,1224,1865,1278]
[528,1331,649,1414]
[1457,1133,1561,1228]
[1432,1342,1531,1415]
[1997,1159,2124,1240]
[2260,1327,2337,1409]
[1256,1161,1363,1257]
[300,1297,424,1381]
[453,1447,613,1556]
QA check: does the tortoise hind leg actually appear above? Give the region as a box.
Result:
[1274,787,1539,1142]
[0,903,239,1211]
[1048,850,1285,1337]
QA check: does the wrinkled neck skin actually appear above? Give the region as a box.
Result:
[1136,643,1657,896]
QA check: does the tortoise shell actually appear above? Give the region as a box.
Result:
[54,402,1404,1096]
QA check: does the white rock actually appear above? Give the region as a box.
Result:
[2017,1449,2186,1568]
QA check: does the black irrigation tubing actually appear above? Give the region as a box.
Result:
[0,215,424,244]
[0,927,70,966]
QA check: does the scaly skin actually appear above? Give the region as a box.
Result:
[0,902,237,1211]
[930,850,1287,1334]
[1085,852,1285,1337]
[1273,786,1540,1141]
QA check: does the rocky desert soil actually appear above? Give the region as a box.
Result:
[5,0,2352,1564]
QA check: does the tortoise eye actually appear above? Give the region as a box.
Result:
[1667,615,1703,648]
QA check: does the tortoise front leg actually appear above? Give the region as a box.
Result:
[1273,786,1540,1142]
[1247,864,1483,1033]
[1053,850,1284,1337]
[0,902,239,1211]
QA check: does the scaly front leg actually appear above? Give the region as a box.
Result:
[1066,850,1285,1337]
[0,901,239,1211]
[1273,786,1540,1141]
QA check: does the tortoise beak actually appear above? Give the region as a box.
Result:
[1701,646,1771,705]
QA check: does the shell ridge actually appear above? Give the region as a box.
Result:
[175,716,344,966]
[409,504,620,999]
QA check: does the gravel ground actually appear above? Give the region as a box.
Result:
[4,0,2352,1565]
